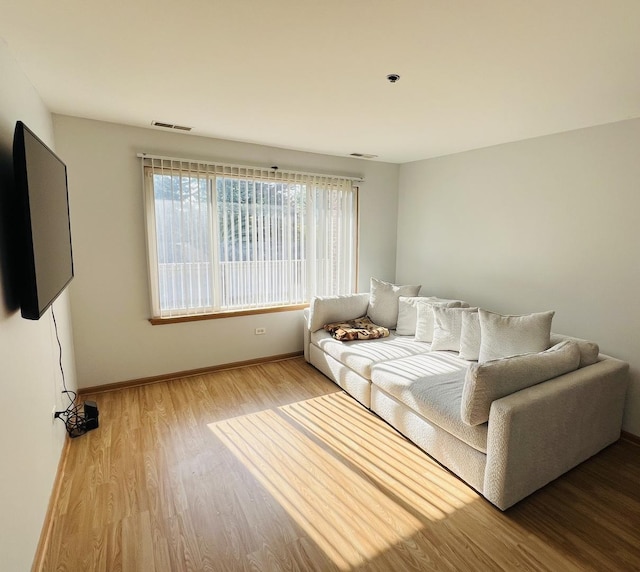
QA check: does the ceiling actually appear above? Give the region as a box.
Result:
[2,0,639,163]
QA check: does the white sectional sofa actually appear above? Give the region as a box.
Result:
[303,288,629,510]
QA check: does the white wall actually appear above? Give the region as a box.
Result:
[397,118,640,435]
[0,41,78,570]
[52,116,399,388]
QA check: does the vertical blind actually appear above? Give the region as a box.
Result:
[141,156,359,318]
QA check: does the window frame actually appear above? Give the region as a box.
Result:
[142,160,360,323]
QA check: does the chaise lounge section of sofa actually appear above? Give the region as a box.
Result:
[303,289,629,510]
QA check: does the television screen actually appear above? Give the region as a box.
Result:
[13,121,74,320]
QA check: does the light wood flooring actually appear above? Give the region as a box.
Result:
[42,357,640,571]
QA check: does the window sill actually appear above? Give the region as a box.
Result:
[149,304,309,325]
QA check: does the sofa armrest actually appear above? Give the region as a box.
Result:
[484,357,629,510]
[303,308,311,362]
[307,293,370,332]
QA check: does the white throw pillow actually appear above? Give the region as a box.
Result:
[396,296,466,336]
[396,297,425,336]
[367,278,421,329]
[431,307,479,352]
[414,300,460,342]
[461,341,580,426]
[478,309,554,363]
[459,311,482,361]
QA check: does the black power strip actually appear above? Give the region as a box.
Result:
[55,399,100,438]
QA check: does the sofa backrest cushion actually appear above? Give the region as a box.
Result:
[397,296,467,336]
[367,278,421,329]
[478,309,554,362]
[550,333,599,368]
[461,341,581,426]
[308,293,370,332]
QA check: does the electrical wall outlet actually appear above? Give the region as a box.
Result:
[52,405,57,423]
[255,327,266,335]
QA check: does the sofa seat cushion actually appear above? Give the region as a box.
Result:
[371,353,488,453]
[311,330,430,380]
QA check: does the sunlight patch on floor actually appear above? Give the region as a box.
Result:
[209,392,476,570]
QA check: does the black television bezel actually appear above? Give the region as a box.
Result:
[13,121,74,320]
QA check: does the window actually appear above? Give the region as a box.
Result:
[142,157,359,320]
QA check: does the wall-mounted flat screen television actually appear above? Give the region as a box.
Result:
[13,121,74,320]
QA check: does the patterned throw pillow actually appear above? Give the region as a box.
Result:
[324,316,390,341]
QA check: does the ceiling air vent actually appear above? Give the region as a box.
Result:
[152,121,193,132]
[350,153,378,159]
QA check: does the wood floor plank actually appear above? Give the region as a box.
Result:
[40,357,640,571]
